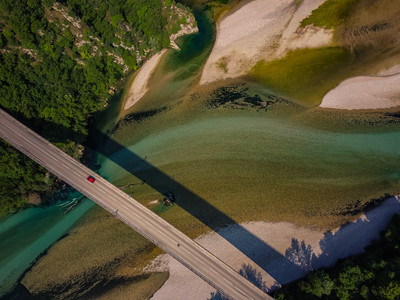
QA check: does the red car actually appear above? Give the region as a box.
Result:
[87,175,95,183]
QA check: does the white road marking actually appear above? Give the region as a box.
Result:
[236,288,248,297]
[7,126,58,161]
[62,164,69,169]
[224,278,234,286]
[119,202,130,210]
[115,201,182,244]
[41,149,58,161]
[209,268,218,275]
[181,246,190,253]
[180,256,234,286]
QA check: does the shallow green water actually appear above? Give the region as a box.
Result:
[102,110,400,225]
[0,193,94,296]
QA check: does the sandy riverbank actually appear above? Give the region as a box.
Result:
[200,0,332,84]
[122,5,198,111]
[147,196,400,299]
[320,67,400,110]
[123,49,167,110]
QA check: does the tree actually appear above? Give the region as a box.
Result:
[374,281,400,300]
[299,270,334,298]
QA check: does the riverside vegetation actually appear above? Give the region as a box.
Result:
[210,213,400,300]
[0,0,196,216]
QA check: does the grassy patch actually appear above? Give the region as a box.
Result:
[337,0,400,54]
[295,0,304,8]
[216,56,228,73]
[301,0,360,29]
[85,272,169,300]
[169,15,189,34]
[251,47,355,106]
[202,0,243,21]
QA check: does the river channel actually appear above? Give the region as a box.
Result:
[1,3,400,298]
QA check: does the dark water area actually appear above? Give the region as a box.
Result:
[162,9,215,79]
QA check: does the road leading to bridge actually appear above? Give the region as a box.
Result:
[0,109,273,300]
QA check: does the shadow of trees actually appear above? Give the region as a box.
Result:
[208,263,268,300]
[209,195,400,299]
[274,212,400,299]
[285,239,316,272]
[284,196,400,281]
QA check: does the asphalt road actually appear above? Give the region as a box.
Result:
[0,109,273,300]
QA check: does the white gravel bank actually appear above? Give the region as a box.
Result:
[200,0,332,84]
[320,72,400,110]
[123,50,167,110]
[148,196,400,300]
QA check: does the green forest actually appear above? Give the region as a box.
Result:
[0,0,194,216]
[273,213,400,300]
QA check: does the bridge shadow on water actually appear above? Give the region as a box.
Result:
[2,108,304,289]
[89,128,304,285]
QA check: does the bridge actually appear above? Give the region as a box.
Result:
[0,109,273,300]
